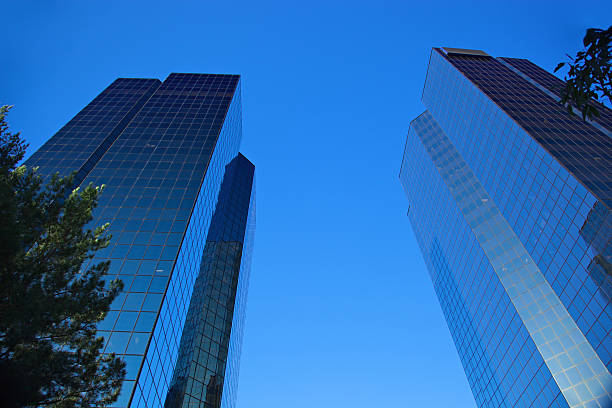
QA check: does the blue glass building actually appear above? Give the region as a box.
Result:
[25,73,255,408]
[400,48,612,407]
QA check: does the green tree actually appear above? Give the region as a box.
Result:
[555,26,611,120]
[0,105,125,407]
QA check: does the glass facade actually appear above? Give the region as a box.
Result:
[498,57,612,134]
[26,78,161,184]
[165,154,255,408]
[26,73,255,408]
[400,48,612,407]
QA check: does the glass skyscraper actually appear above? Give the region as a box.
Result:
[400,48,611,407]
[25,73,255,408]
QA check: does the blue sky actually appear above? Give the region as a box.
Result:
[3,1,611,406]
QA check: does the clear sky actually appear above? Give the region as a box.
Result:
[3,1,611,406]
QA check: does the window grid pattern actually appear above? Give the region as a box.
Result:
[437,50,611,208]
[130,78,242,408]
[495,59,611,140]
[25,78,161,182]
[400,113,567,408]
[422,49,612,374]
[76,73,242,408]
[404,111,611,407]
[498,58,612,134]
[221,169,255,408]
[164,154,255,408]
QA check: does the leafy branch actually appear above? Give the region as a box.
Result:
[555,26,611,120]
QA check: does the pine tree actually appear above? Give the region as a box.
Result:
[0,105,126,407]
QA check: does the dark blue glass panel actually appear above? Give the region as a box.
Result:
[499,57,612,134]
[26,78,160,184]
[165,154,255,408]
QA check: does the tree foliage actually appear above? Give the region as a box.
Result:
[555,26,612,120]
[0,105,125,407]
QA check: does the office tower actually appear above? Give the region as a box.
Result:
[399,48,611,407]
[25,73,255,408]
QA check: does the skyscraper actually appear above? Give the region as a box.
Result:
[25,73,255,408]
[399,48,611,407]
